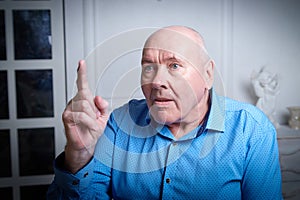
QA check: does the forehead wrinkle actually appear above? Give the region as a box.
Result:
[141,49,187,66]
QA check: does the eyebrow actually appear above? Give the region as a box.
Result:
[141,54,184,64]
[141,58,154,64]
[166,55,184,63]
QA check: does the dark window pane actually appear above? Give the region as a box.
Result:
[0,10,6,60]
[20,185,49,200]
[15,69,54,118]
[0,129,11,177]
[13,10,52,59]
[0,71,9,119]
[0,187,13,200]
[18,127,54,176]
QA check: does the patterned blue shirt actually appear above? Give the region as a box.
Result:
[47,90,282,199]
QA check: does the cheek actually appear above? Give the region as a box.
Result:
[173,74,206,104]
[141,75,151,96]
[141,84,151,99]
[187,72,206,97]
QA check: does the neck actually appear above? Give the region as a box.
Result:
[168,91,210,139]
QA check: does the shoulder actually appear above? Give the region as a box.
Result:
[225,98,267,123]
[224,97,275,132]
[223,98,277,151]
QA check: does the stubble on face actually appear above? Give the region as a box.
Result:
[141,26,213,137]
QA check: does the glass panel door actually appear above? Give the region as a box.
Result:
[0,1,66,199]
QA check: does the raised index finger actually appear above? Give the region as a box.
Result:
[76,60,89,90]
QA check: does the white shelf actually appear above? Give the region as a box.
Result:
[277,125,300,139]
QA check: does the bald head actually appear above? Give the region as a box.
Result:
[143,26,210,66]
[159,26,206,48]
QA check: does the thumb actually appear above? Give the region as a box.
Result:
[94,96,109,117]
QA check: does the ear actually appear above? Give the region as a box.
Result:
[204,59,214,90]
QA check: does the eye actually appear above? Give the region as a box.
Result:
[169,63,181,70]
[142,65,154,73]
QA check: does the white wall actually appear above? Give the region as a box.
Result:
[64,0,300,125]
[232,0,300,124]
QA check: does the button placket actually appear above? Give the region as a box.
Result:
[161,141,180,198]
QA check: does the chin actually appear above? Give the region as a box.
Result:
[150,112,176,125]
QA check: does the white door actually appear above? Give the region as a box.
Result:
[0,0,66,199]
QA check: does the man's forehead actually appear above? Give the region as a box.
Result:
[142,48,185,62]
[142,48,184,60]
[142,44,208,66]
[144,34,204,61]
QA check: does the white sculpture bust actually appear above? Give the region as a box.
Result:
[251,67,280,128]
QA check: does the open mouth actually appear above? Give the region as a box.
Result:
[153,98,173,105]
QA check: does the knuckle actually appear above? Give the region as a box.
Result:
[74,89,93,102]
[62,110,72,123]
[80,100,91,113]
[71,112,83,125]
[81,100,89,108]
[75,112,83,121]
[79,88,91,97]
[62,110,68,119]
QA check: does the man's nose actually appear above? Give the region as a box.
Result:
[152,66,168,89]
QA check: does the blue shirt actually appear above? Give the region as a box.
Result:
[47,90,282,199]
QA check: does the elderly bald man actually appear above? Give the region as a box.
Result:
[47,26,282,200]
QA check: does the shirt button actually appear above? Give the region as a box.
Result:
[166,178,171,184]
[172,142,177,146]
[72,180,79,185]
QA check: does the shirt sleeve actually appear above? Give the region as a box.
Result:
[241,117,283,200]
[47,152,112,200]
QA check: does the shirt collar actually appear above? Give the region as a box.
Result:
[205,89,225,132]
[154,89,225,140]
